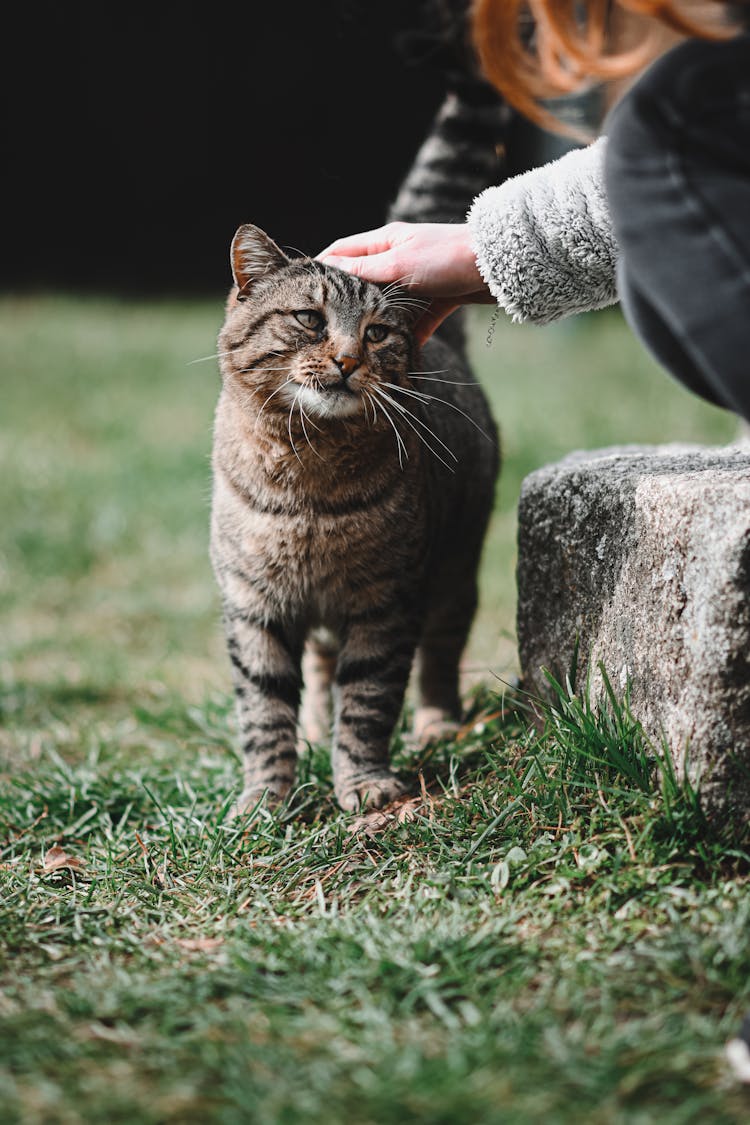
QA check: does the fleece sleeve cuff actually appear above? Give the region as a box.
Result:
[467,136,619,326]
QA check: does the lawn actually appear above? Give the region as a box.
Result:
[1,295,748,1123]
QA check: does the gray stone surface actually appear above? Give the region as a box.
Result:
[517,444,750,821]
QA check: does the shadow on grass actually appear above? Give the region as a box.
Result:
[0,680,134,723]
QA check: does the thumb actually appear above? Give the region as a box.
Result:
[414,300,460,347]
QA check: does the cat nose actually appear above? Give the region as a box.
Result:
[333,353,360,380]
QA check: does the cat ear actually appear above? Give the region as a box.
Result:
[231,225,289,295]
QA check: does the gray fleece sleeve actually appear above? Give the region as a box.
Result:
[467,136,619,325]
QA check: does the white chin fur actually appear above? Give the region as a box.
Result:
[291,383,363,420]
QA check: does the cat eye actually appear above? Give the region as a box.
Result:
[365,323,389,343]
[294,309,325,332]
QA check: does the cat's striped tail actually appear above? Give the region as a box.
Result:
[387,82,512,227]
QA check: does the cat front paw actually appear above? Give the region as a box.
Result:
[335,771,409,812]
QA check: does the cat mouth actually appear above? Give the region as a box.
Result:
[294,382,362,419]
[322,383,355,399]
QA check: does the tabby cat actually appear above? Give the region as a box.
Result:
[210,224,499,812]
[211,27,509,811]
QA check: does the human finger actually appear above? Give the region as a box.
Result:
[318,251,407,286]
[317,225,402,261]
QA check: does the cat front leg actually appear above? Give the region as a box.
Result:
[223,609,304,814]
[331,615,418,811]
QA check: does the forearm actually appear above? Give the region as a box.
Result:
[467,136,619,325]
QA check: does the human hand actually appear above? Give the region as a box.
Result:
[317,222,493,344]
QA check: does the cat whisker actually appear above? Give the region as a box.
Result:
[382,290,429,304]
[397,386,495,443]
[256,378,295,422]
[370,391,380,426]
[298,396,325,460]
[382,380,432,405]
[382,302,431,318]
[236,350,288,373]
[288,393,304,465]
[381,275,416,295]
[374,388,454,473]
[370,391,407,470]
[406,369,450,376]
[409,376,480,385]
[375,388,457,471]
[364,390,378,427]
[187,349,234,365]
[239,367,296,376]
[290,256,326,289]
[300,392,323,432]
[299,262,324,285]
[383,296,430,311]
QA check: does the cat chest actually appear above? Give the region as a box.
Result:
[241,503,408,576]
[224,496,421,614]
[252,509,355,564]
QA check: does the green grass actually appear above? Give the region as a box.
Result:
[1,295,748,1124]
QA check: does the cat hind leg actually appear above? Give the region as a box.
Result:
[414,574,478,747]
[299,630,338,746]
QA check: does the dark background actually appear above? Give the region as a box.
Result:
[4,2,450,294]
[6,1,553,296]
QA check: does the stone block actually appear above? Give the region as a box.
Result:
[517,444,750,820]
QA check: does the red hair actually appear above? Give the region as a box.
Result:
[472,1,736,131]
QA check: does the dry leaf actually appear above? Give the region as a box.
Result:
[348,809,390,837]
[348,796,424,838]
[42,845,85,873]
[175,937,224,953]
[396,797,422,824]
[81,1022,139,1047]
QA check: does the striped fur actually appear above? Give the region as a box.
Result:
[388,89,512,226]
[211,225,499,812]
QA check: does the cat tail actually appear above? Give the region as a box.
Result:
[387,82,512,228]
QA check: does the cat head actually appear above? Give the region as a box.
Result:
[218,224,419,424]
